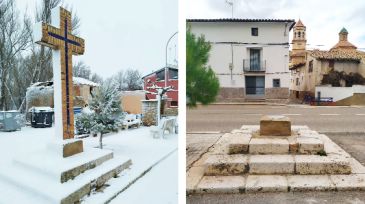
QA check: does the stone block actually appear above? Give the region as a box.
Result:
[295,155,351,174]
[204,155,248,176]
[249,138,289,154]
[196,176,246,194]
[260,115,291,136]
[331,174,365,191]
[287,136,298,153]
[288,175,335,192]
[227,133,251,154]
[297,137,324,154]
[249,155,295,174]
[246,175,288,192]
[186,166,205,194]
[63,140,83,158]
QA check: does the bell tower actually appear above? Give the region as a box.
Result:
[291,19,306,64]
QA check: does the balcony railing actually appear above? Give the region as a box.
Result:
[243,59,266,72]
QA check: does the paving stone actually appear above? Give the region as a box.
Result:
[208,133,231,155]
[295,155,351,174]
[331,174,365,191]
[348,158,365,174]
[196,176,246,194]
[204,155,248,176]
[297,137,324,154]
[291,125,309,131]
[246,175,288,193]
[231,129,252,134]
[186,166,205,194]
[241,125,259,131]
[249,138,289,154]
[227,133,251,154]
[260,115,291,136]
[249,155,295,174]
[288,175,335,192]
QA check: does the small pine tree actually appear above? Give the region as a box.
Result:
[76,81,124,149]
[186,26,220,107]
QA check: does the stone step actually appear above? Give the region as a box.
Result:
[13,147,114,183]
[193,174,365,194]
[226,135,324,155]
[204,154,351,176]
[0,156,132,204]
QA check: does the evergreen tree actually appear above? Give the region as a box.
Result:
[186,26,219,107]
[75,81,124,149]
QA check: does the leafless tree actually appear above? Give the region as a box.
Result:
[73,61,91,79]
[124,69,143,91]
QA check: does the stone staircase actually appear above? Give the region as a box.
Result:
[0,147,132,204]
[187,116,365,194]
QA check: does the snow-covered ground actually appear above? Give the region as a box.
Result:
[110,151,178,204]
[0,125,178,203]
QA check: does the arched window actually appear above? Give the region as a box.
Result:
[298,32,301,38]
[302,32,305,38]
[294,32,297,38]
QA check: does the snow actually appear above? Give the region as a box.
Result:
[110,151,178,204]
[0,123,177,203]
[73,77,100,87]
[28,106,54,112]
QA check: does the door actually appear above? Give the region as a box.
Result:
[245,76,265,95]
[250,49,261,71]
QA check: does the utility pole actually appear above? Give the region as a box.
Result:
[225,0,234,18]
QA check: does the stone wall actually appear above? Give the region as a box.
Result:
[141,100,158,126]
[265,87,289,99]
[163,108,178,116]
[216,87,245,102]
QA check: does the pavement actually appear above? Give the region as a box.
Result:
[186,104,365,204]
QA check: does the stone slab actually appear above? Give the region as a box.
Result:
[249,138,289,154]
[231,129,252,134]
[196,176,246,194]
[205,155,248,176]
[63,140,83,158]
[297,137,324,154]
[249,155,295,174]
[246,175,288,192]
[260,115,291,136]
[288,175,335,192]
[287,136,298,153]
[240,125,259,132]
[331,174,365,191]
[227,133,251,154]
[295,155,351,174]
[186,166,205,194]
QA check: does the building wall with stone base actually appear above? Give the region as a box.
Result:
[216,87,245,102]
[265,87,289,99]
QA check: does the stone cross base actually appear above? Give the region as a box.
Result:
[63,140,84,157]
[260,115,291,136]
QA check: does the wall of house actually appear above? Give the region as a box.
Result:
[144,69,178,107]
[121,91,145,114]
[190,21,291,100]
[315,85,365,101]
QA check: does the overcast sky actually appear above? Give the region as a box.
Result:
[186,0,365,51]
[16,0,178,79]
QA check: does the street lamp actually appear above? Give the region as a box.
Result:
[165,31,178,87]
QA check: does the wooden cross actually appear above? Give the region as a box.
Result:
[35,7,84,140]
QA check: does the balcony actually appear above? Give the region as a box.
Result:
[243,59,266,72]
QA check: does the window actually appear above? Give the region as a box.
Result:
[273,79,281,87]
[308,60,313,73]
[251,27,258,36]
[249,49,261,71]
[329,60,334,69]
[296,78,299,86]
[156,70,165,81]
[298,32,301,38]
[171,101,178,107]
[169,69,178,80]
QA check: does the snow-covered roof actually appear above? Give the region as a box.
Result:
[73,77,100,87]
[29,77,100,88]
[28,106,54,112]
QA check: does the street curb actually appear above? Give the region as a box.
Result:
[320,132,365,136]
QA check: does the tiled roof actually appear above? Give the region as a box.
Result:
[294,19,305,27]
[187,18,295,23]
[331,40,357,50]
[289,62,306,70]
[309,49,364,62]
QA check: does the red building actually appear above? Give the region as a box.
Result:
[142,67,178,107]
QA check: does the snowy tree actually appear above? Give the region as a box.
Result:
[76,81,124,149]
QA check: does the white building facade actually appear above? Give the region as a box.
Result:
[188,19,295,102]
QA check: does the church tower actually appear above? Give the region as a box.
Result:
[291,19,307,64]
